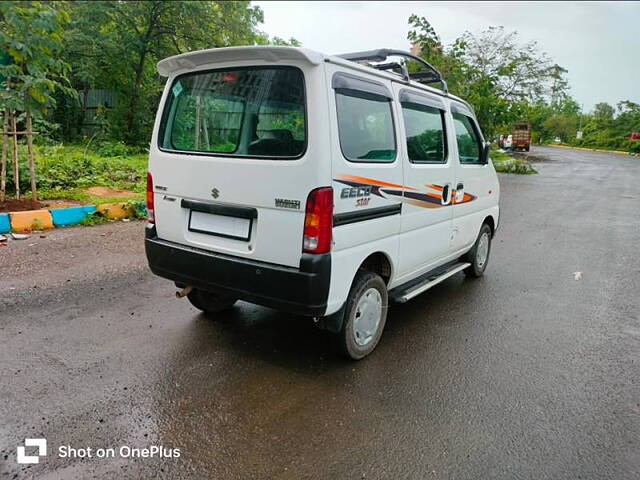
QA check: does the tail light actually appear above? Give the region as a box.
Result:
[302,187,333,254]
[146,172,155,224]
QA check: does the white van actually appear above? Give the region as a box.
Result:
[145,46,500,359]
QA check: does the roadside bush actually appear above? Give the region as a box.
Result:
[124,200,147,219]
[3,143,147,196]
[491,147,537,174]
[94,140,147,157]
[80,211,109,226]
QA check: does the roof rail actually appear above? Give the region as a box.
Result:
[337,48,448,93]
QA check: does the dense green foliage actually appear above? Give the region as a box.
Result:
[407,16,639,152]
[5,142,147,203]
[0,2,72,115]
[0,1,297,147]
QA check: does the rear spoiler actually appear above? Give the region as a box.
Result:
[157,46,323,77]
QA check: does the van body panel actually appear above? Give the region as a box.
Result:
[149,60,330,268]
[326,234,398,315]
[452,162,500,251]
[147,46,500,321]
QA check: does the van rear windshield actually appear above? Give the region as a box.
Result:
[159,66,306,158]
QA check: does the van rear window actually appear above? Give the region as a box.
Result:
[159,66,306,158]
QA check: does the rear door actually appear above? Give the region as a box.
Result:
[149,63,327,268]
[394,86,454,277]
[450,104,495,251]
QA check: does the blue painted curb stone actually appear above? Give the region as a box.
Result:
[0,213,10,233]
[50,205,97,227]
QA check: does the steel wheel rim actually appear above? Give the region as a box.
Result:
[476,232,490,268]
[353,287,382,347]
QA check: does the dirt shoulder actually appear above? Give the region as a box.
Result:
[0,221,147,307]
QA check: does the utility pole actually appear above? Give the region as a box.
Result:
[578,104,583,131]
[577,104,584,140]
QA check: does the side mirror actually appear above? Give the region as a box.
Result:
[480,142,490,164]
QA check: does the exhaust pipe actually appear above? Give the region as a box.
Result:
[176,285,194,299]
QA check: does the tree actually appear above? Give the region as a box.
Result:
[542,114,577,142]
[407,16,573,138]
[61,1,267,144]
[592,102,615,127]
[0,1,71,201]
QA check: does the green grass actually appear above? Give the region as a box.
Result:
[79,211,110,226]
[4,141,148,204]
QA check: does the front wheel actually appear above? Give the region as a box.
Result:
[187,289,237,315]
[463,223,493,278]
[335,271,388,360]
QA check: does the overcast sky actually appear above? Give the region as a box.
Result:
[254,1,640,112]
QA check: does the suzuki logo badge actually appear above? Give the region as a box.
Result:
[211,188,219,199]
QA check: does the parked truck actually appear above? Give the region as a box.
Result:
[512,122,531,151]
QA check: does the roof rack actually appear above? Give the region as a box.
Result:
[337,48,448,93]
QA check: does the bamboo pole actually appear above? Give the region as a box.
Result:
[194,95,201,150]
[0,110,8,202]
[203,112,210,150]
[10,113,19,200]
[26,112,37,202]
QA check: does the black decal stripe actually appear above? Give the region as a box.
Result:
[403,190,442,206]
[181,199,258,219]
[334,204,402,227]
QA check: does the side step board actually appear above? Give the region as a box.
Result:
[390,262,471,303]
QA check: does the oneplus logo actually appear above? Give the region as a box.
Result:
[17,438,47,464]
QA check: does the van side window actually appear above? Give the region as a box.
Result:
[335,91,396,162]
[452,112,482,164]
[401,102,447,163]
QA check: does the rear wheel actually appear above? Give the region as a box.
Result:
[463,223,492,278]
[187,289,237,315]
[335,271,388,360]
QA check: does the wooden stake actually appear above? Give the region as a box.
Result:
[195,95,202,150]
[203,113,210,150]
[26,112,37,202]
[10,113,19,200]
[0,110,8,202]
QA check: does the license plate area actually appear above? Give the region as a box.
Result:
[183,199,257,242]
[188,210,252,241]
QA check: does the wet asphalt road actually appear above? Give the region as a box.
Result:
[1,146,639,479]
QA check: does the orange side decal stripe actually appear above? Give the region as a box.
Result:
[337,174,415,191]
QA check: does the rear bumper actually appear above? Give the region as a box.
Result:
[144,226,330,316]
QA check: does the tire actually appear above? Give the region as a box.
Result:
[187,289,237,315]
[463,223,493,278]
[335,271,388,360]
